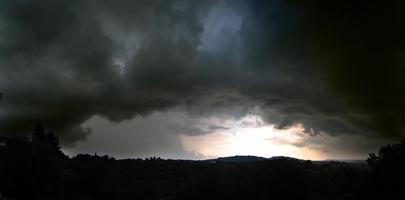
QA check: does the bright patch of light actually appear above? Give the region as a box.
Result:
[180,115,326,160]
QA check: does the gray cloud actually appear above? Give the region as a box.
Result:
[1,0,405,157]
[64,112,202,159]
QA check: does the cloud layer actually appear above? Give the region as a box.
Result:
[1,0,405,156]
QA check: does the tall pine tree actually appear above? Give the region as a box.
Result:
[32,122,45,142]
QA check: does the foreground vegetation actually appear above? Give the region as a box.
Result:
[1,123,404,200]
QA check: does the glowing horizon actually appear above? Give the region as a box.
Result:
[180,117,327,160]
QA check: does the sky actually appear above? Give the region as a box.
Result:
[1,0,405,160]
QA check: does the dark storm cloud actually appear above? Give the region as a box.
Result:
[304,0,405,138]
[0,0,218,144]
[1,0,405,151]
[237,0,405,140]
[0,0,117,143]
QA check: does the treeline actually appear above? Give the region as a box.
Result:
[1,123,405,200]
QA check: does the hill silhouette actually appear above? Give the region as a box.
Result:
[206,155,268,163]
[1,123,404,200]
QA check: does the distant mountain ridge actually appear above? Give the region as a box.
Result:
[206,155,268,163]
[205,155,304,163]
[205,155,366,164]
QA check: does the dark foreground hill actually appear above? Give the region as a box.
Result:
[1,124,405,200]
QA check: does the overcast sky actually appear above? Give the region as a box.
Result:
[1,0,405,160]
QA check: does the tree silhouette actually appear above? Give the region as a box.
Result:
[45,131,60,149]
[31,122,60,149]
[367,139,405,171]
[367,139,405,199]
[3,122,405,200]
[32,122,46,143]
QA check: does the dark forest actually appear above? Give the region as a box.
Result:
[1,123,404,200]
